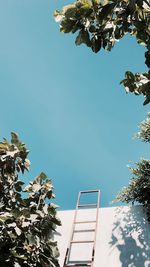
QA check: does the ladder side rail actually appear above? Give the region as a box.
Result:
[91,190,100,267]
[63,191,81,267]
[63,189,100,267]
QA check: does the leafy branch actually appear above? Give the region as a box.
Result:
[55,0,150,104]
[0,133,61,267]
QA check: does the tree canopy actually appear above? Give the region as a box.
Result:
[116,113,150,220]
[136,112,150,142]
[55,0,150,105]
[0,133,61,267]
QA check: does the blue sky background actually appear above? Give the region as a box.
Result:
[0,0,149,209]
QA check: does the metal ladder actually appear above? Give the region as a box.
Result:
[63,189,100,267]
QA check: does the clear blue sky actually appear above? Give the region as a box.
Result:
[0,0,149,209]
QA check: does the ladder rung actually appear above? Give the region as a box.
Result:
[73,229,95,233]
[71,240,94,244]
[75,220,96,224]
[64,264,91,267]
[80,189,100,193]
[67,261,91,264]
[78,204,97,208]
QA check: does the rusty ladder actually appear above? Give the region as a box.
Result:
[63,189,100,267]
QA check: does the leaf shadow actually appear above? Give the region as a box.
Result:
[109,206,150,267]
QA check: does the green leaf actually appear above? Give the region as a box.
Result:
[98,3,116,21]
[91,36,101,53]
[11,249,27,260]
[125,71,135,81]
[143,95,150,105]
[0,212,12,222]
[46,190,53,199]
[63,4,77,19]
[0,143,9,151]
[21,209,31,218]
[145,50,150,68]
[75,29,91,47]
[39,172,47,181]
[14,181,24,192]
[11,132,19,146]
[60,19,76,33]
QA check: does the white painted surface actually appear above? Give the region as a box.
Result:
[55,206,150,267]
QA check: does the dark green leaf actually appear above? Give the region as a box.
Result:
[91,36,101,53]
[14,181,24,192]
[75,29,91,47]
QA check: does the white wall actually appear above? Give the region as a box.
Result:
[55,206,150,267]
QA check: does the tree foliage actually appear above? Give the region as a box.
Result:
[55,0,150,105]
[136,112,150,142]
[0,133,61,267]
[116,113,150,220]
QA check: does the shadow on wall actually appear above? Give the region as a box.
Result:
[109,206,150,267]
